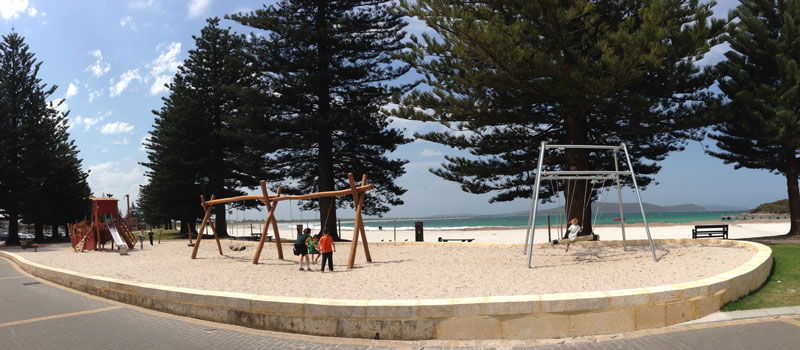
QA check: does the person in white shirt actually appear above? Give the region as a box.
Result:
[566,218,582,252]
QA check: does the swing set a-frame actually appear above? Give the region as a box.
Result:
[190,173,373,269]
[524,142,658,268]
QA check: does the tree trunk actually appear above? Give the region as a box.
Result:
[164,219,172,230]
[317,127,339,240]
[6,212,20,245]
[214,205,228,237]
[564,113,593,236]
[314,1,339,240]
[51,223,61,242]
[34,221,44,242]
[785,161,800,236]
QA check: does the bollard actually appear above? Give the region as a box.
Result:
[414,221,423,242]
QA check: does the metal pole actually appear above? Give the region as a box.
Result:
[393,219,396,242]
[622,143,657,262]
[613,149,627,250]
[527,141,547,268]
[523,175,538,254]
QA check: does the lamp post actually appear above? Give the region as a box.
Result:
[194,175,209,198]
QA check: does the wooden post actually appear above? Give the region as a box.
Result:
[93,201,101,251]
[253,182,281,264]
[157,229,162,244]
[393,219,396,242]
[347,173,371,269]
[126,195,131,231]
[358,174,371,262]
[205,218,223,255]
[190,194,215,259]
[187,223,194,245]
[547,213,551,243]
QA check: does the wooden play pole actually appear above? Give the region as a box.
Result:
[93,201,101,251]
[187,223,193,245]
[547,213,551,243]
[358,174,371,262]
[157,229,162,244]
[253,182,281,264]
[347,173,371,269]
[190,194,216,259]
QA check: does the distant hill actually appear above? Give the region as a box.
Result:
[751,199,789,214]
[522,202,744,215]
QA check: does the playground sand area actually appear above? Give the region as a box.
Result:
[16,239,754,300]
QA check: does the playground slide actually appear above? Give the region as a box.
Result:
[107,224,128,252]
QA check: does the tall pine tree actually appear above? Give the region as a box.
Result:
[141,18,259,236]
[395,1,724,235]
[229,0,411,240]
[0,32,90,245]
[706,0,800,236]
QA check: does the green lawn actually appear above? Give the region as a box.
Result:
[722,243,800,311]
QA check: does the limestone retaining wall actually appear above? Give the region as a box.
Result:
[0,239,772,340]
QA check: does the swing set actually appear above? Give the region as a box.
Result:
[524,142,658,268]
[190,173,373,269]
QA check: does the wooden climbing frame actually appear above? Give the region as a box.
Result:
[190,173,373,269]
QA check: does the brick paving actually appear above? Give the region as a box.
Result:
[2,257,800,350]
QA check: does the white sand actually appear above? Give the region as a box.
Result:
[12,228,757,299]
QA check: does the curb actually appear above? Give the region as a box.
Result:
[0,239,773,340]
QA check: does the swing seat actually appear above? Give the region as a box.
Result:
[229,245,247,251]
[552,234,598,245]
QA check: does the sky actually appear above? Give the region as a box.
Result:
[0,0,787,221]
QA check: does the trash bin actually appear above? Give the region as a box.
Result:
[415,221,423,242]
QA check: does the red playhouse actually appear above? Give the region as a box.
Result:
[70,197,137,254]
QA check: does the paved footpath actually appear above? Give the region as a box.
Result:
[2,257,800,350]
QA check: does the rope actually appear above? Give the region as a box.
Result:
[592,178,610,227]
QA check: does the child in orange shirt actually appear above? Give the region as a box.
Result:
[318,228,336,272]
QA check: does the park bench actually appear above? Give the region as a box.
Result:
[438,237,474,242]
[692,224,728,239]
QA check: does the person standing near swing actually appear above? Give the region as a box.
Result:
[319,228,336,273]
[294,228,312,271]
[565,218,582,252]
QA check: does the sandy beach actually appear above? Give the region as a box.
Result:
[7,220,774,300]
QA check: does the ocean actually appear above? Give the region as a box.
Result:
[239,211,743,234]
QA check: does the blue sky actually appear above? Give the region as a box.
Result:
[0,0,786,220]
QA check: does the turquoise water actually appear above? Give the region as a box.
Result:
[338,211,741,231]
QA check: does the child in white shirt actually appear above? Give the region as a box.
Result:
[566,218,581,252]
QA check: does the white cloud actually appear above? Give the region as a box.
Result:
[26,6,36,17]
[187,0,210,18]
[70,115,105,132]
[114,137,130,145]
[0,0,28,20]
[88,88,103,102]
[148,42,181,95]
[100,121,134,134]
[120,15,136,30]
[87,162,146,201]
[129,0,156,10]
[86,50,111,77]
[421,149,443,157]
[65,83,79,99]
[109,69,141,97]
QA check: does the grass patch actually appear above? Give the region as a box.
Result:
[722,243,800,311]
[152,229,184,241]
